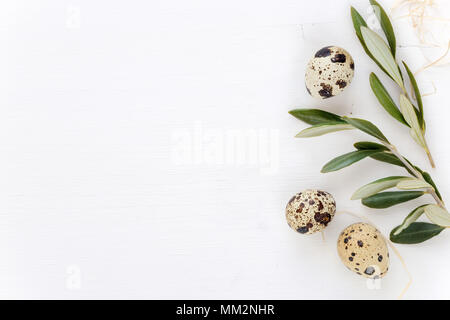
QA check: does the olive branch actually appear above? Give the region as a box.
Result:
[351,0,435,168]
[288,0,449,244]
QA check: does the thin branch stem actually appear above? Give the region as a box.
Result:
[424,140,436,168]
[383,143,421,177]
[429,189,446,210]
[396,60,435,168]
[402,83,436,167]
[382,142,445,209]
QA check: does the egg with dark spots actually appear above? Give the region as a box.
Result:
[305,46,355,99]
[285,189,336,235]
[337,223,389,278]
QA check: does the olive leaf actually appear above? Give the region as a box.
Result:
[406,160,423,178]
[392,205,428,236]
[342,117,389,143]
[369,73,408,126]
[368,151,405,168]
[362,149,416,176]
[396,178,433,190]
[350,6,367,42]
[370,0,396,57]
[399,94,419,126]
[321,150,379,173]
[424,204,450,227]
[422,171,443,201]
[362,191,425,209]
[354,141,389,151]
[399,94,426,148]
[351,176,410,200]
[360,26,403,88]
[409,127,427,150]
[353,143,407,169]
[390,222,445,244]
[403,61,424,130]
[295,123,354,138]
[351,7,392,79]
[288,109,345,125]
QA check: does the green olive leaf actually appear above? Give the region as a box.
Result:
[354,141,389,151]
[295,123,354,138]
[370,0,396,57]
[409,127,426,149]
[396,178,433,190]
[369,73,408,126]
[361,26,403,88]
[399,94,420,129]
[361,191,425,209]
[354,143,409,171]
[402,61,424,130]
[352,176,410,200]
[399,94,426,148]
[321,150,379,173]
[390,222,444,244]
[422,171,443,201]
[351,7,393,79]
[351,6,367,42]
[392,205,428,236]
[424,204,450,227]
[368,151,405,168]
[342,116,389,143]
[288,109,345,125]
[368,152,416,176]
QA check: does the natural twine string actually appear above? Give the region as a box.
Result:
[392,0,450,73]
[390,0,450,100]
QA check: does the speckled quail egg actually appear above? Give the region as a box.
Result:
[285,189,336,234]
[305,46,355,99]
[337,223,389,278]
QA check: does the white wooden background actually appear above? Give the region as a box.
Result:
[0,0,449,299]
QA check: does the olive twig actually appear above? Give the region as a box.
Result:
[383,142,445,209]
[351,2,436,168]
[289,107,449,243]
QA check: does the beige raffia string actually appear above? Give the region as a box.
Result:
[414,40,450,75]
[392,0,450,77]
[422,81,436,96]
[411,43,449,98]
[335,211,412,300]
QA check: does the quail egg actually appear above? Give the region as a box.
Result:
[337,223,389,278]
[285,189,336,234]
[305,46,355,99]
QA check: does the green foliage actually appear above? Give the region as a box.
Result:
[361,191,424,208]
[288,109,344,125]
[369,73,408,126]
[321,150,379,173]
[390,222,445,244]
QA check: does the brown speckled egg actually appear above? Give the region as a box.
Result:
[305,46,354,99]
[337,223,389,278]
[285,189,336,234]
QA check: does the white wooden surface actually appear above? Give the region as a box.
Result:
[0,0,449,299]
